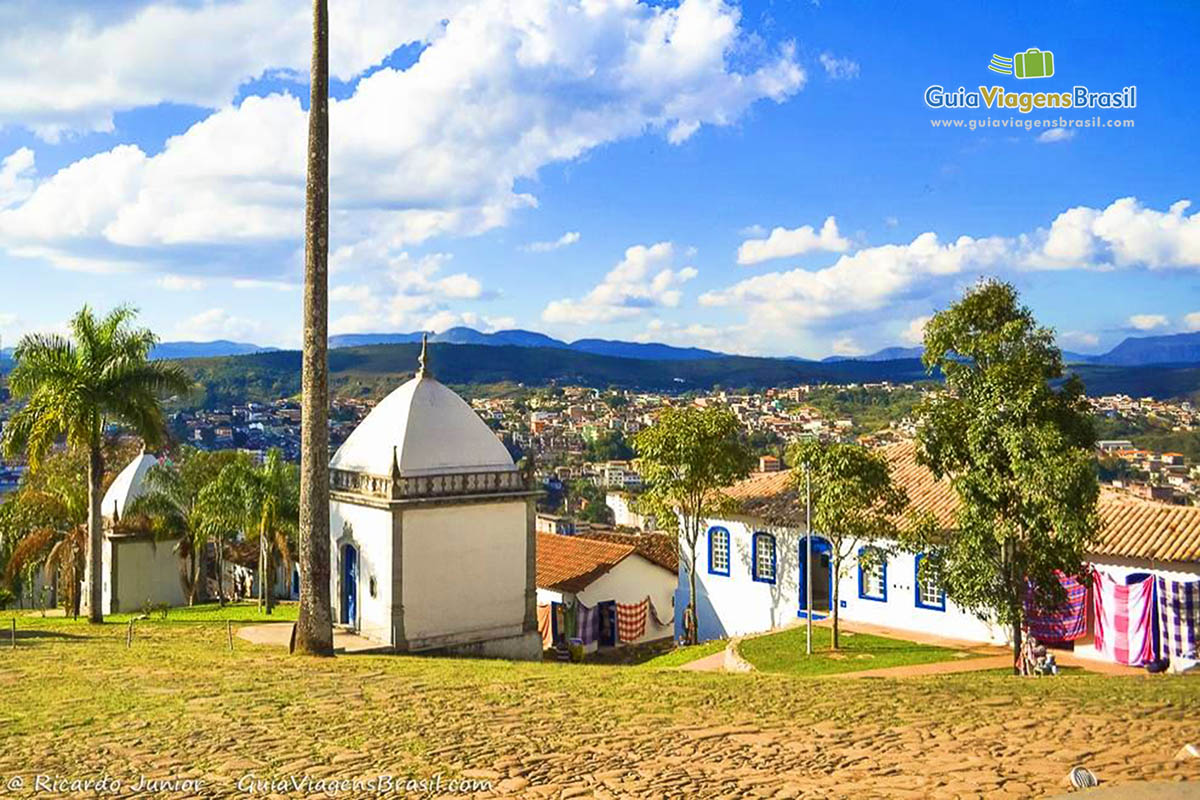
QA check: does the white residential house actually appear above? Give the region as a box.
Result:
[677,441,1200,664]
[327,338,542,660]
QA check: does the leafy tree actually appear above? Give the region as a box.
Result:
[586,430,634,462]
[565,479,613,525]
[910,280,1098,672]
[295,0,335,655]
[2,306,190,622]
[787,440,907,649]
[634,406,754,644]
[125,447,242,606]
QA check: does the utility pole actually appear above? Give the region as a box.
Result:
[805,461,812,656]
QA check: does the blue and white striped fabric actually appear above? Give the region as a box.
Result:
[1157,577,1200,659]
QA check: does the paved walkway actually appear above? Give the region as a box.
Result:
[237,622,390,654]
[678,649,727,672]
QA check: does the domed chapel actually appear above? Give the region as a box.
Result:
[328,336,542,659]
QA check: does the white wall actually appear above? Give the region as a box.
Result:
[402,500,528,647]
[107,538,187,613]
[679,515,1006,645]
[330,499,393,644]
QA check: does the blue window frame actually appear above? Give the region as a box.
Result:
[914,553,946,611]
[707,526,730,576]
[857,546,887,602]
[751,532,777,584]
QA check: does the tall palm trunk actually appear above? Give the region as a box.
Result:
[86,440,104,623]
[294,0,334,656]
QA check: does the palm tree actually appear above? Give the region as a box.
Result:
[125,448,241,606]
[1,306,192,622]
[294,0,334,655]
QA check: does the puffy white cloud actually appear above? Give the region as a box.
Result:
[1032,198,1200,270]
[542,242,698,324]
[0,0,804,281]
[157,275,205,291]
[1059,330,1100,349]
[0,148,35,208]
[818,52,859,80]
[0,0,461,140]
[523,231,581,252]
[174,308,264,341]
[736,216,849,265]
[1037,127,1075,144]
[1184,312,1200,332]
[1127,313,1168,331]
[831,336,863,356]
[900,315,930,345]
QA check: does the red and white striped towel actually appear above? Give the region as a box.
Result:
[616,598,649,643]
[1093,570,1154,666]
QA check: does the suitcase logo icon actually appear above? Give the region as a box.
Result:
[988,48,1055,79]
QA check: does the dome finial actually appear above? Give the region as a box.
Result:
[417,332,432,378]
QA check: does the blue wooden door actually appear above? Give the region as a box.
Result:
[798,538,832,619]
[341,545,358,626]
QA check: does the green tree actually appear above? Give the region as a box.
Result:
[911,280,1098,672]
[634,406,754,644]
[295,0,335,656]
[787,440,907,649]
[2,306,191,623]
[125,448,242,606]
[586,430,634,462]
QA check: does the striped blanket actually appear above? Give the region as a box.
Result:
[616,598,649,643]
[1157,577,1200,660]
[576,601,599,646]
[1093,570,1155,666]
[536,604,552,649]
[1024,571,1087,642]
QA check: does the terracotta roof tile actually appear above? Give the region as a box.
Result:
[720,440,1200,564]
[573,529,679,573]
[536,532,635,594]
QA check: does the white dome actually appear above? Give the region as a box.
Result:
[330,375,516,477]
[102,453,158,520]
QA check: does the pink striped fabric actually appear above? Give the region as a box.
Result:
[1092,570,1155,666]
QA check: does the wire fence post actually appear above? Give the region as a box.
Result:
[227,620,234,653]
[10,618,14,650]
[126,619,134,648]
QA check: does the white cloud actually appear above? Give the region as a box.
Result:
[542,242,697,324]
[174,308,263,341]
[738,223,767,237]
[884,216,899,229]
[1127,313,1168,331]
[1059,330,1100,349]
[1033,198,1200,270]
[0,0,461,140]
[1036,127,1076,144]
[0,0,804,282]
[831,336,863,356]
[637,318,738,351]
[523,231,581,252]
[900,315,930,345]
[157,275,205,291]
[1184,312,1200,332]
[0,148,35,208]
[736,216,850,265]
[233,279,298,292]
[818,52,860,80]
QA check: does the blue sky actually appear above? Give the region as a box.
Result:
[0,0,1197,357]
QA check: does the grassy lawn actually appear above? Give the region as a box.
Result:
[636,638,727,668]
[738,624,982,676]
[1,600,298,627]
[0,622,1195,797]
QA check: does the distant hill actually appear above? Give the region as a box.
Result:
[825,346,924,363]
[1091,331,1200,366]
[329,327,720,360]
[150,340,275,360]
[568,338,724,360]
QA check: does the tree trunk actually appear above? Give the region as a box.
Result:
[217,533,225,608]
[293,0,334,657]
[258,532,267,612]
[1004,537,1022,675]
[831,555,841,650]
[686,537,698,645]
[265,534,275,616]
[86,442,104,623]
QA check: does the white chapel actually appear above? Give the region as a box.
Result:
[327,337,542,660]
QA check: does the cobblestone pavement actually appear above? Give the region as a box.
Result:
[0,622,1196,798]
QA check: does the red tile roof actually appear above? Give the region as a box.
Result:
[721,440,1200,564]
[573,529,679,573]
[536,532,635,594]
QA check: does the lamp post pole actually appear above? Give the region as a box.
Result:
[805,461,812,656]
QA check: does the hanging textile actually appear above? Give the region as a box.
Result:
[1157,577,1200,660]
[1024,571,1087,642]
[577,601,599,646]
[1093,570,1155,666]
[648,595,672,628]
[563,600,578,640]
[616,597,649,643]
[536,604,553,649]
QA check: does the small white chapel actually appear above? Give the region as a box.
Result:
[327,337,543,660]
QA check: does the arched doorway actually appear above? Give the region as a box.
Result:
[798,538,832,619]
[341,544,358,627]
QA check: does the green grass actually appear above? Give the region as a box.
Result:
[636,639,727,668]
[738,625,982,676]
[1,600,298,626]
